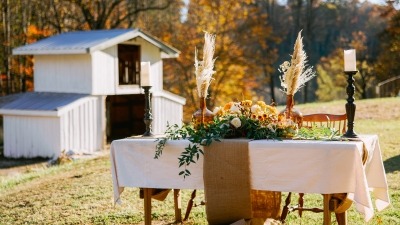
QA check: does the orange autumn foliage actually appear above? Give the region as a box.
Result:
[138,0,275,121]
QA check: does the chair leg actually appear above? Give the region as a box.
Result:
[335,211,347,225]
[298,193,304,217]
[184,189,197,221]
[280,192,292,223]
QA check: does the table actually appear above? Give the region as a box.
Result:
[110,135,390,224]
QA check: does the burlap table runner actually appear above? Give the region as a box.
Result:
[204,139,281,225]
[204,139,252,225]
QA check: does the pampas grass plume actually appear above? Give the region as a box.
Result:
[195,32,216,98]
[279,30,316,95]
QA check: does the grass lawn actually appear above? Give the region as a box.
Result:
[0,97,399,225]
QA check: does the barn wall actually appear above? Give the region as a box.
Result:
[33,37,165,96]
[91,46,117,95]
[152,92,185,135]
[60,96,101,153]
[34,55,92,94]
[3,116,61,158]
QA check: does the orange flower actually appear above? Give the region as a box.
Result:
[265,105,278,115]
[241,100,252,108]
[257,101,267,111]
[223,102,234,111]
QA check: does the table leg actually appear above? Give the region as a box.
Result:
[143,188,153,225]
[335,211,347,225]
[174,189,182,222]
[323,194,331,225]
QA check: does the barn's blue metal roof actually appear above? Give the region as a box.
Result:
[0,92,88,111]
[12,29,180,57]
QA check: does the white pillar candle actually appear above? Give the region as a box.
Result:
[344,49,357,72]
[140,62,151,86]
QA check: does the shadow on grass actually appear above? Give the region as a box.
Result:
[383,154,400,173]
[0,155,48,169]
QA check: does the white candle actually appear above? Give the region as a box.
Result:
[140,62,151,86]
[344,49,357,72]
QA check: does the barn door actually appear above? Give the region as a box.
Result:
[118,44,140,85]
[106,94,146,141]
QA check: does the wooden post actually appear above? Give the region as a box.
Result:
[143,188,152,225]
[174,189,182,222]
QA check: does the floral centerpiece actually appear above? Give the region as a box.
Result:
[211,100,297,139]
[155,31,318,178]
[155,99,297,177]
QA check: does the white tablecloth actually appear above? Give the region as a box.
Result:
[110,135,390,222]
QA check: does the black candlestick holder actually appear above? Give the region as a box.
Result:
[343,71,358,138]
[142,86,153,136]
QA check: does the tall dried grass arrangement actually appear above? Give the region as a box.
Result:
[195,32,216,98]
[279,31,316,95]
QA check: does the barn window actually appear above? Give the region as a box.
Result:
[118,44,140,85]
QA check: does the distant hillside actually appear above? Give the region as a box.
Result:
[281,97,400,120]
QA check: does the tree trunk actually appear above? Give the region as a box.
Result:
[266,65,275,102]
[2,0,11,94]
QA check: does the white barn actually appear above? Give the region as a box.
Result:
[0,29,185,158]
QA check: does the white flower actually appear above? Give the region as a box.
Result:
[230,117,242,128]
[285,119,297,126]
[213,106,222,115]
[251,104,261,114]
[230,103,241,114]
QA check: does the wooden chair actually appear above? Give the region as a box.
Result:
[281,113,351,225]
[302,113,347,134]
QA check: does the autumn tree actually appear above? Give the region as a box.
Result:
[0,0,51,94]
[315,49,348,102]
[0,0,394,102]
[40,0,175,32]
[375,6,400,83]
[0,0,177,95]
[146,0,276,121]
[316,30,380,101]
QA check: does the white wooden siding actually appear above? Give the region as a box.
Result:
[60,96,100,154]
[151,61,163,91]
[115,85,143,95]
[3,116,61,158]
[3,96,102,158]
[91,46,117,95]
[152,94,184,135]
[34,55,92,94]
